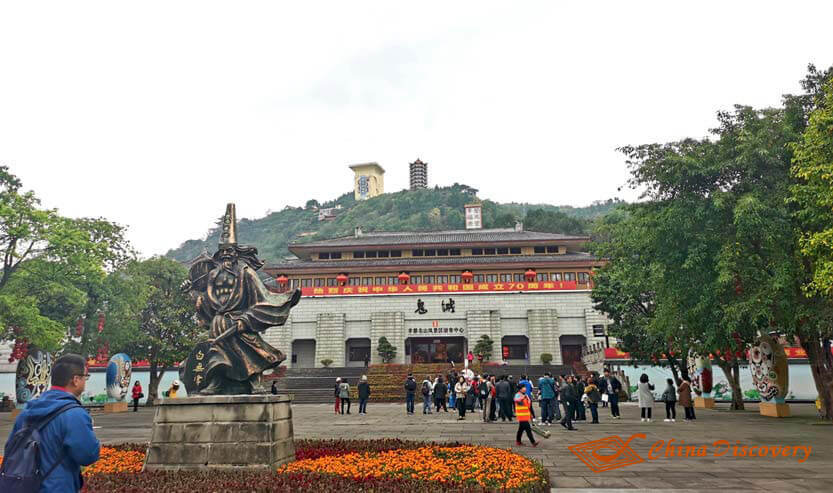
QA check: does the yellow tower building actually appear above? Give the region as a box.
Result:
[349,162,385,200]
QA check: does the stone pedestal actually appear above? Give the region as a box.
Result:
[695,397,715,409]
[760,402,790,418]
[144,394,294,471]
[104,401,128,413]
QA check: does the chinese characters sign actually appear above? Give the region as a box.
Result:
[301,281,580,297]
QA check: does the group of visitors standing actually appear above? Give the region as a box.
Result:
[333,375,371,415]
[637,373,696,422]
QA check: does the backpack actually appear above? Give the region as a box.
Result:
[405,379,416,392]
[421,382,430,396]
[0,402,81,493]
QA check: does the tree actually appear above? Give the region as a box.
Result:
[377,336,397,363]
[105,257,202,405]
[524,209,587,235]
[790,79,833,418]
[305,199,320,210]
[473,334,494,361]
[0,166,132,350]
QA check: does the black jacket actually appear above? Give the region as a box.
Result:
[404,378,417,394]
[434,382,447,398]
[496,380,512,399]
[560,383,575,402]
[358,382,371,399]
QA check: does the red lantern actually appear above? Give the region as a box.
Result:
[276,275,288,285]
[524,269,536,281]
[461,271,474,283]
[398,272,410,284]
[97,312,105,333]
[336,273,348,286]
[502,346,510,359]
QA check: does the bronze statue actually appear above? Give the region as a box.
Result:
[180,203,300,395]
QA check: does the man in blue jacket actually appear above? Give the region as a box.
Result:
[7,353,100,492]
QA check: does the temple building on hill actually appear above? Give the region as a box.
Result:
[263,211,610,369]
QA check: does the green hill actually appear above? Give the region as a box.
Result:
[164,184,623,263]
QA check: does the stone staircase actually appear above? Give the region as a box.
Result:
[269,364,576,404]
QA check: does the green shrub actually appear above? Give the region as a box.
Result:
[320,358,334,368]
[540,353,553,365]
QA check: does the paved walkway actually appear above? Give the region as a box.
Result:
[2,401,831,491]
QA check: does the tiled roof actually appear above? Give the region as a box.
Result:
[267,253,598,271]
[290,228,587,249]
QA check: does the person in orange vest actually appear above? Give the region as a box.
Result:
[514,383,538,447]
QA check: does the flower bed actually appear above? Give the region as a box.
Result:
[3,439,549,492]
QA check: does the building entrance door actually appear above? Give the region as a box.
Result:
[561,345,583,367]
[408,337,466,364]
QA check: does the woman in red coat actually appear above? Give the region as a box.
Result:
[131,381,143,412]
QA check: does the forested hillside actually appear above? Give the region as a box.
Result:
[165,184,623,263]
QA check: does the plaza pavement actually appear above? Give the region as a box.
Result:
[2,401,831,492]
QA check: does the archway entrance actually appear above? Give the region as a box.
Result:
[291,339,316,368]
[501,335,529,364]
[406,337,466,364]
[560,335,586,367]
[345,338,371,367]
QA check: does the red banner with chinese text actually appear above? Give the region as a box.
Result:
[300,280,581,297]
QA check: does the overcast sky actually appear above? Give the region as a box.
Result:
[2,1,831,257]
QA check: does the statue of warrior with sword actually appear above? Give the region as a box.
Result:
[179,203,300,395]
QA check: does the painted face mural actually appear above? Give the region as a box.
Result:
[749,334,788,401]
[16,350,53,405]
[106,353,133,401]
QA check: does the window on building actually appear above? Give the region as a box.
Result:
[326,278,337,287]
[533,246,546,254]
[425,249,436,256]
[353,251,365,259]
[449,275,461,283]
[330,252,342,259]
[471,248,483,255]
[474,274,485,283]
[486,274,498,283]
[349,277,361,286]
[436,275,448,284]
[423,275,434,284]
[388,277,397,285]
[390,250,402,257]
[314,278,325,287]
[504,344,528,360]
[546,246,558,254]
[411,275,422,284]
[366,250,377,258]
[497,247,508,255]
[412,249,424,257]
[450,249,461,256]
[362,277,373,285]
[514,273,524,282]
[564,272,576,281]
[510,247,521,254]
[578,272,591,284]
[536,273,549,282]
[290,279,300,289]
[319,252,330,260]
[500,273,512,282]
[484,247,496,255]
[592,324,605,337]
[375,277,385,285]
[378,250,389,258]
[551,272,562,281]
[301,279,312,287]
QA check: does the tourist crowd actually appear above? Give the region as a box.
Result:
[331,367,698,442]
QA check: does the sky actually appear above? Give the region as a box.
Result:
[1,1,831,257]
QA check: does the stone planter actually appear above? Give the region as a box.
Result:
[144,394,294,471]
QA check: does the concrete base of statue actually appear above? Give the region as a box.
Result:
[760,401,790,418]
[695,397,715,409]
[104,401,128,413]
[143,394,294,471]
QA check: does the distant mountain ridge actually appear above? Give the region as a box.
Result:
[164,184,623,264]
